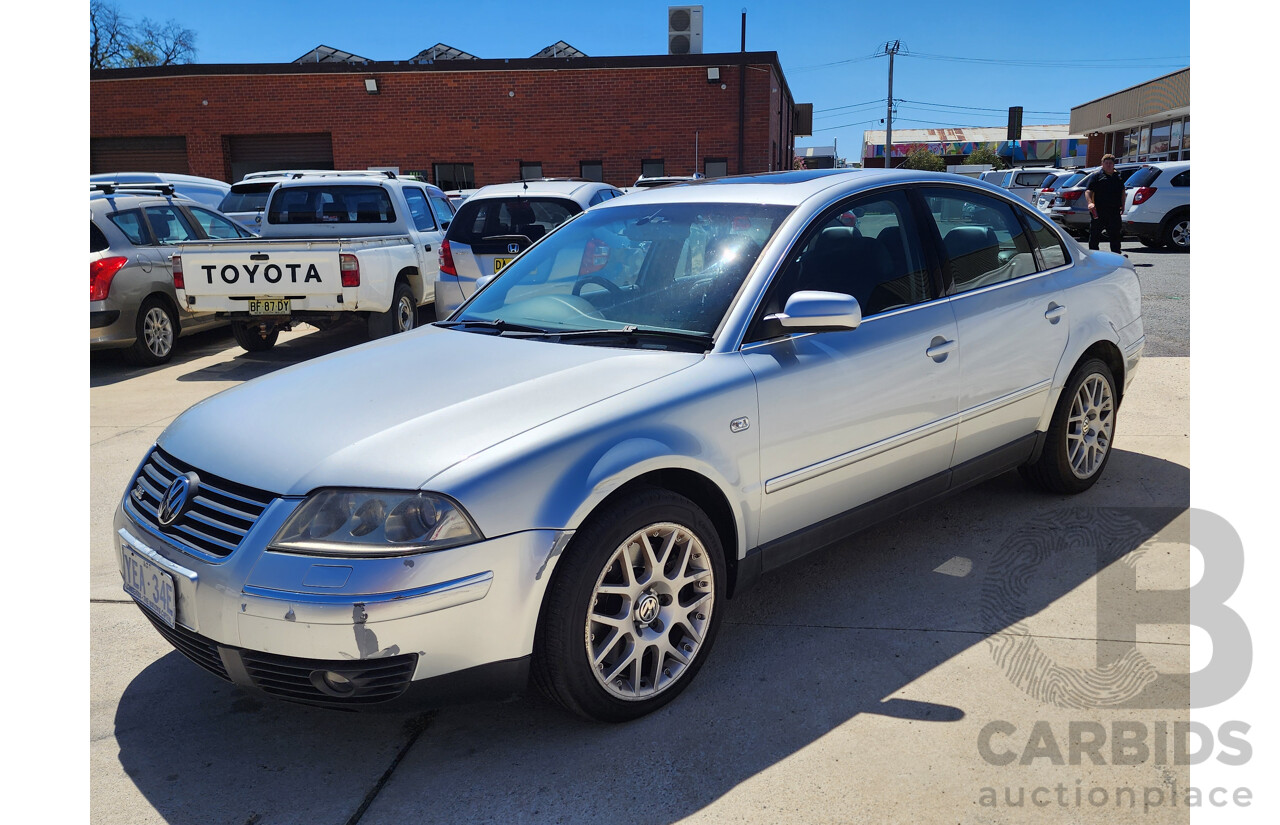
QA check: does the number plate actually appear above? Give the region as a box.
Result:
[121,543,176,628]
[493,258,512,274]
[248,298,291,315]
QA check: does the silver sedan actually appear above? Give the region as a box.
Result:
[115,169,1143,721]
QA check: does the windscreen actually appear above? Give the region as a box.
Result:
[454,202,794,337]
[219,182,277,213]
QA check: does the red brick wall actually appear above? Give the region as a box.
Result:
[91,63,789,187]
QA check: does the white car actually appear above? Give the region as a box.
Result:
[116,168,1143,721]
[436,178,626,317]
[1121,161,1190,250]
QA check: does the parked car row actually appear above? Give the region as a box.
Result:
[113,167,1145,721]
[1046,161,1189,250]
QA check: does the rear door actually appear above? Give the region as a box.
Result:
[916,186,1070,472]
[400,185,446,303]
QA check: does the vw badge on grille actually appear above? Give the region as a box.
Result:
[158,473,199,526]
[507,243,520,254]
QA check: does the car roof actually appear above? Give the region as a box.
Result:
[465,179,613,200]
[593,168,1013,208]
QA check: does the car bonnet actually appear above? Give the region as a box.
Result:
[157,326,703,496]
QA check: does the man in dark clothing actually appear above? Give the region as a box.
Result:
[1086,154,1126,252]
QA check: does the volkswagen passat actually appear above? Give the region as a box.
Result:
[116,169,1143,722]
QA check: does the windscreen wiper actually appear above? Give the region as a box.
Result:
[433,318,548,335]
[527,325,714,348]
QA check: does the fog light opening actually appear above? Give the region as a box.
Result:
[313,669,357,697]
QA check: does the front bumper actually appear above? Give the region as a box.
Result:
[115,501,571,709]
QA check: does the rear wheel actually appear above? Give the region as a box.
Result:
[231,321,279,352]
[1139,236,1163,248]
[1162,212,1189,250]
[1020,358,1117,494]
[124,297,177,366]
[533,487,725,722]
[368,281,417,338]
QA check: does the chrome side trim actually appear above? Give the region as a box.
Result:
[242,570,494,611]
[765,414,960,494]
[959,380,1052,422]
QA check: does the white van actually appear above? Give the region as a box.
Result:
[996,167,1067,203]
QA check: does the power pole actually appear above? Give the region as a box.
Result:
[883,40,901,169]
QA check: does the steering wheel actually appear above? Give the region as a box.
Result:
[572,275,622,297]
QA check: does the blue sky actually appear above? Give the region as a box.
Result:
[98,0,1190,164]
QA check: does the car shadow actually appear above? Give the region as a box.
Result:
[110,450,1189,825]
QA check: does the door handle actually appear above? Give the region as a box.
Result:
[1045,303,1066,323]
[926,337,956,360]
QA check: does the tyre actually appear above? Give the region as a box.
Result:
[533,487,726,722]
[1139,236,1163,248]
[1161,212,1189,251]
[231,321,279,352]
[368,281,417,338]
[1020,358,1117,494]
[124,297,177,366]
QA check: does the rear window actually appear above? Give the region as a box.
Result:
[447,197,582,246]
[219,182,277,213]
[1124,167,1161,188]
[266,185,396,225]
[90,221,109,253]
[1056,172,1086,189]
[1116,166,1143,184]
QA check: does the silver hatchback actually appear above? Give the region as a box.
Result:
[116,169,1143,720]
[91,183,253,364]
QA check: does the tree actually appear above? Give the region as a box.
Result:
[902,146,945,172]
[90,1,196,69]
[966,145,1006,170]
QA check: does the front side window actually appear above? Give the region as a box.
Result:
[453,202,792,340]
[266,185,396,225]
[920,188,1035,294]
[402,187,437,232]
[753,190,931,337]
[428,195,455,228]
[144,205,200,244]
[188,206,248,239]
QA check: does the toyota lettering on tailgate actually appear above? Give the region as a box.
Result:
[200,262,325,285]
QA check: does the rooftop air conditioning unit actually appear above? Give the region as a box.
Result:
[668,5,704,55]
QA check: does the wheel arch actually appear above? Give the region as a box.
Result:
[397,266,426,303]
[142,290,183,336]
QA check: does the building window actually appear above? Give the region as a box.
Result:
[580,161,603,182]
[1181,118,1190,160]
[704,158,728,178]
[641,159,665,178]
[520,161,543,180]
[433,163,474,191]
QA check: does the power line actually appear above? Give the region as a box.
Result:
[814,97,885,114]
[904,51,1188,69]
[896,98,1068,116]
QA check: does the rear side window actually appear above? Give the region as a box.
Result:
[448,197,582,246]
[90,222,109,252]
[402,187,438,232]
[1171,170,1190,186]
[921,188,1036,294]
[109,209,148,245]
[188,206,248,239]
[1124,167,1161,188]
[267,185,396,224]
[1022,210,1069,270]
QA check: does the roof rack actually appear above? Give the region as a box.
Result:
[285,170,399,180]
[90,182,177,196]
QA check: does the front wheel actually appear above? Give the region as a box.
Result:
[231,321,279,352]
[533,487,725,722]
[368,281,417,338]
[1020,358,1117,494]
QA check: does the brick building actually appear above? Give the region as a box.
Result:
[90,51,799,190]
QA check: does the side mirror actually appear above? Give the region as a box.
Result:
[764,290,862,332]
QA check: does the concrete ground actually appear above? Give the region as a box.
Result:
[90,244,1191,824]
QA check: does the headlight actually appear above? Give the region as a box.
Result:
[269,489,482,556]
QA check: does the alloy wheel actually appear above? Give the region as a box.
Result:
[1067,373,1114,479]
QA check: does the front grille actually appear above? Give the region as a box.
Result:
[135,601,419,707]
[241,650,418,706]
[126,446,277,558]
[137,604,231,682]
